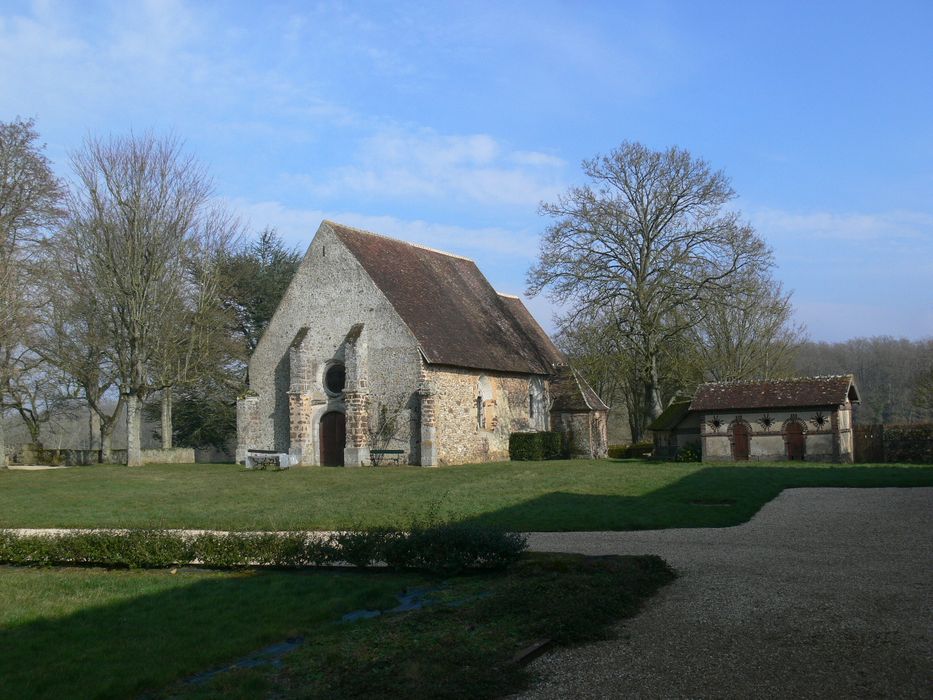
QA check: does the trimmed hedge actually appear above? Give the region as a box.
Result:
[509,431,564,460]
[608,442,654,459]
[0,525,527,574]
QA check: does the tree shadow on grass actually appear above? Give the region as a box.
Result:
[462,464,933,532]
[0,568,411,700]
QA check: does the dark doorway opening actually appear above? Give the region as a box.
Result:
[731,423,750,461]
[785,421,806,461]
[320,411,346,466]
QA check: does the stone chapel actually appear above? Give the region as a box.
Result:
[236,220,609,467]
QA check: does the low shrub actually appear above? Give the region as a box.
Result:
[509,431,563,461]
[384,521,527,575]
[0,523,527,573]
[675,442,702,462]
[608,442,654,459]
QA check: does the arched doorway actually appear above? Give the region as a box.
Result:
[731,422,750,461]
[320,411,346,466]
[785,421,806,461]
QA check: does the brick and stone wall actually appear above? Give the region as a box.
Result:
[700,404,854,463]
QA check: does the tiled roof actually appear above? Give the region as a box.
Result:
[648,399,693,432]
[690,375,859,412]
[549,366,610,412]
[328,221,565,375]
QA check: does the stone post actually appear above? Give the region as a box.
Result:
[343,389,370,467]
[288,391,316,465]
[235,395,261,464]
[419,378,438,467]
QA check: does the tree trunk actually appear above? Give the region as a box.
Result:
[88,407,101,451]
[644,353,664,423]
[0,418,6,469]
[126,393,143,466]
[100,420,114,464]
[161,388,173,450]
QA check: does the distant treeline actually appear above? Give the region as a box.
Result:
[796,337,933,424]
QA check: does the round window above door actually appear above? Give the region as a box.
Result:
[324,363,346,396]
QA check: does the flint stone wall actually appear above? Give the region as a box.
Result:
[240,223,421,465]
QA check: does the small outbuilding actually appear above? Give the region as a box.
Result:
[648,399,702,460]
[691,375,860,463]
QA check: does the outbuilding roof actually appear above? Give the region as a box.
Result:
[549,366,610,412]
[328,221,565,375]
[648,399,694,432]
[690,375,860,412]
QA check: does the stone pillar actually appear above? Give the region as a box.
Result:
[419,378,438,467]
[288,392,316,465]
[344,389,370,467]
[235,395,261,464]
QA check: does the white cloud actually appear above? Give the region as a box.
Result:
[305,128,566,207]
[224,198,542,260]
[750,207,933,244]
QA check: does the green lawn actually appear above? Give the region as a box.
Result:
[0,566,415,699]
[1,459,931,532]
[0,554,674,699]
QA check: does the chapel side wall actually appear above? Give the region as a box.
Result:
[426,366,539,465]
[700,408,843,463]
[241,224,421,460]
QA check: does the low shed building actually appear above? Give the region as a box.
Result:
[691,375,860,463]
[648,399,702,459]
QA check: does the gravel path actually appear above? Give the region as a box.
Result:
[521,487,933,699]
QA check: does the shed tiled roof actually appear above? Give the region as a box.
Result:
[549,366,610,412]
[648,399,693,432]
[689,375,859,412]
[328,221,565,375]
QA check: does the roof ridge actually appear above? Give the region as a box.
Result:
[698,374,853,386]
[325,220,475,262]
[496,292,521,299]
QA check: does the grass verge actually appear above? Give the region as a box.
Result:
[1,460,930,531]
[161,553,676,699]
[1,554,674,700]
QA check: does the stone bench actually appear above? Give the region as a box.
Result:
[245,449,290,470]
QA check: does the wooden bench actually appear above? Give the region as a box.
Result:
[245,449,290,470]
[370,449,405,466]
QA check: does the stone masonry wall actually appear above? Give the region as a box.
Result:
[241,222,422,464]
[426,366,541,465]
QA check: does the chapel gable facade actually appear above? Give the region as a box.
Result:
[236,221,608,467]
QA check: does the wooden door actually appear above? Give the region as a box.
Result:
[785,421,806,461]
[320,411,346,466]
[731,423,750,461]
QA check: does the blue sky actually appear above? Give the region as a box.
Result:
[2,0,931,341]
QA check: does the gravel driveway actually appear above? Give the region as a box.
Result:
[521,487,933,699]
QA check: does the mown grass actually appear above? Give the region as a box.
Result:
[0,566,415,699]
[1,460,930,532]
[0,554,674,699]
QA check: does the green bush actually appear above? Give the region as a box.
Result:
[384,522,527,574]
[675,442,702,463]
[509,431,563,461]
[0,524,527,573]
[608,442,655,459]
[540,431,563,460]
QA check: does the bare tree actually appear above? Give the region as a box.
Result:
[148,210,240,448]
[529,142,772,423]
[0,118,64,467]
[37,233,125,461]
[65,133,237,466]
[687,274,804,382]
